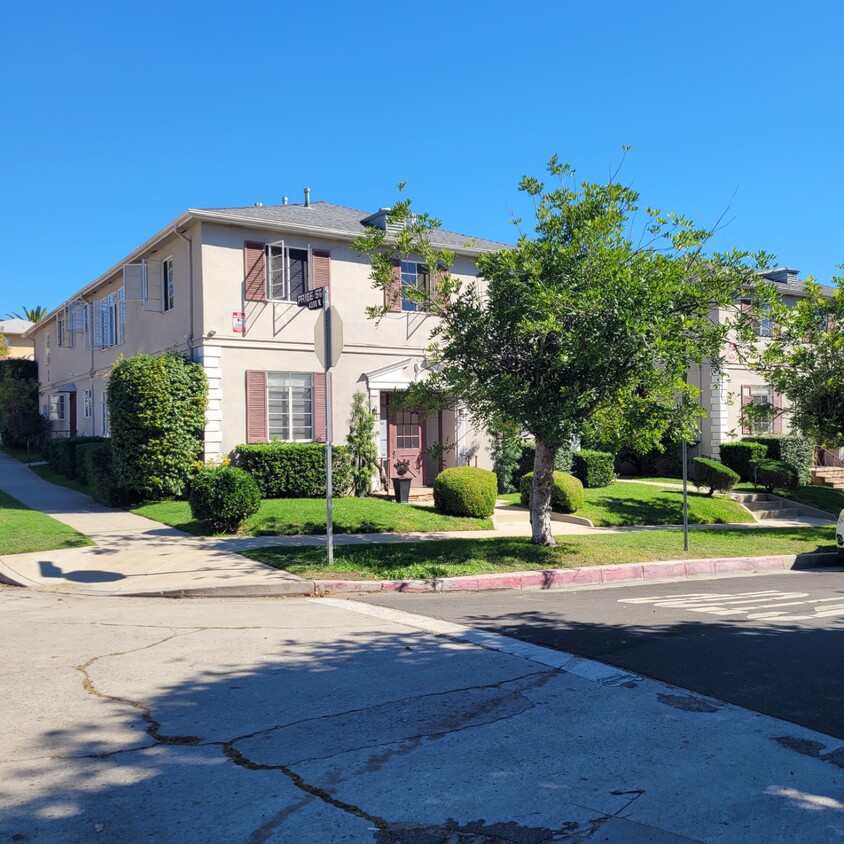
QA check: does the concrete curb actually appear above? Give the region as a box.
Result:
[311,551,843,596]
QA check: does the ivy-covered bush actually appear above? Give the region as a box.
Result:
[43,435,106,479]
[719,440,768,483]
[345,391,379,497]
[108,354,208,500]
[0,360,49,449]
[692,458,739,496]
[76,440,134,507]
[753,459,799,493]
[744,434,813,486]
[489,428,524,494]
[515,444,573,490]
[433,467,497,517]
[232,442,353,498]
[189,466,261,532]
[520,471,584,513]
[571,450,615,488]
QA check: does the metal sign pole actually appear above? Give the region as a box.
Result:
[682,438,689,551]
[324,290,334,567]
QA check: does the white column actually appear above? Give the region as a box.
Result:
[708,373,728,459]
[197,344,223,461]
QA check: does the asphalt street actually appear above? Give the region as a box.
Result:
[356,568,844,739]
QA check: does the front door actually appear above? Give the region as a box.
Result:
[68,393,77,437]
[387,403,426,487]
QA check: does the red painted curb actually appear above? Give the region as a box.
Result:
[313,552,840,595]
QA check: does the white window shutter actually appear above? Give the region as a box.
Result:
[143,260,164,312]
[124,264,145,301]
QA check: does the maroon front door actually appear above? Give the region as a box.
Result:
[387,405,426,486]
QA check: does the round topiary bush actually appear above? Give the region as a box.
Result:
[433,467,497,518]
[189,466,261,533]
[520,471,584,513]
[692,457,739,495]
[753,459,799,494]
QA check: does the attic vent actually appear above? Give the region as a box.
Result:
[763,267,799,285]
[361,207,409,234]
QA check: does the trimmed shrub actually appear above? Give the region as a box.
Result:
[489,429,523,494]
[0,359,37,382]
[514,444,573,490]
[77,440,134,507]
[520,471,584,514]
[719,441,768,483]
[0,366,49,449]
[572,450,615,488]
[43,435,106,479]
[433,467,497,518]
[692,458,739,496]
[108,354,208,500]
[232,442,353,498]
[189,466,261,533]
[753,459,799,493]
[745,434,813,487]
[346,391,380,497]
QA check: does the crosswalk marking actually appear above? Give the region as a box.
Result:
[619,590,844,622]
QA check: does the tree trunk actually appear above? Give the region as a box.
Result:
[530,438,558,546]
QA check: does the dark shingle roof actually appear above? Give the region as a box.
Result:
[196,201,509,253]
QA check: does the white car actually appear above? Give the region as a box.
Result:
[837,509,844,555]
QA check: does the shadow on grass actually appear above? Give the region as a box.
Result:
[583,489,746,526]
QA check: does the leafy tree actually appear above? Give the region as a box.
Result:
[353,158,767,545]
[5,306,47,322]
[345,391,380,496]
[0,361,50,448]
[749,277,844,446]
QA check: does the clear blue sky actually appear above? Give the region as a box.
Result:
[2,1,842,318]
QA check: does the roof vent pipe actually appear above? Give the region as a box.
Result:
[282,196,288,205]
[304,187,311,208]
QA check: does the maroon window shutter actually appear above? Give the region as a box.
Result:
[245,370,268,443]
[386,260,403,313]
[244,241,267,302]
[312,249,330,294]
[772,388,783,433]
[313,372,326,442]
[740,385,752,435]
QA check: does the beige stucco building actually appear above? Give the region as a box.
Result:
[0,318,35,359]
[27,196,505,487]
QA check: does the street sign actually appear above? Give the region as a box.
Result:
[296,288,325,310]
[314,306,343,369]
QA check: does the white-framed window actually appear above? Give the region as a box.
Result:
[749,385,774,433]
[267,372,313,441]
[83,388,93,419]
[740,297,772,337]
[45,331,51,366]
[401,261,431,312]
[49,393,66,422]
[163,256,175,312]
[101,390,110,436]
[268,242,309,302]
[57,317,65,347]
[95,288,126,349]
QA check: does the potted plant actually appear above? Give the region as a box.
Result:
[393,457,412,503]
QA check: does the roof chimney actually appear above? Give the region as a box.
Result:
[304,187,311,208]
[282,196,288,206]
[254,202,263,207]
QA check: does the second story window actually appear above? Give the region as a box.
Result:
[163,257,175,312]
[45,331,51,366]
[83,388,92,419]
[401,261,431,312]
[268,243,309,302]
[95,289,126,349]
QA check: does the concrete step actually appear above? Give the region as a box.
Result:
[753,508,799,520]
[732,493,778,503]
[742,499,792,512]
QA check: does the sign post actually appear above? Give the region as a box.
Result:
[299,287,343,567]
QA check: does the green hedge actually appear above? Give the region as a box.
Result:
[520,471,584,513]
[719,441,768,483]
[433,467,497,518]
[232,442,353,498]
[0,363,48,449]
[76,440,134,507]
[754,459,799,493]
[515,445,573,490]
[744,435,813,486]
[108,354,208,500]
[0,359,37,382]
[692,458,739,495]
[189,466,261,532]
[43,436,107,479]
[571,450,615,488]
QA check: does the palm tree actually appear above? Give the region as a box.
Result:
[5,305,48,322]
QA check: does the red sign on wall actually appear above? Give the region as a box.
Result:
[232,312,245,334]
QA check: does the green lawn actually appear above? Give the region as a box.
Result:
[500,482,753,526]
[132,496,493,537]
[0,444,43,465]
[29,464,90,495]
[783,486,844,516]
[243,525,837,580]
[0,489,92,555]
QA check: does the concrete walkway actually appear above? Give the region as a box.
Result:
[0,452,834,596]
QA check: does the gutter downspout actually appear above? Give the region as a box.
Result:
[173,226,195,358]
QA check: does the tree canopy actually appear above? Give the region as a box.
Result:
[5,305,47,322]
[353,157,768,544]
